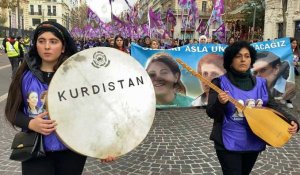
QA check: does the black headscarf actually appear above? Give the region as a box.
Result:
[27,21,77,73]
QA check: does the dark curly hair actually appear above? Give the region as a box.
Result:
[223,40,257,71]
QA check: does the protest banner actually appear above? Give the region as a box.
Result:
[131,38,295,108]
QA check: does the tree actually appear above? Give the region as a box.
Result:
[0,0,9,25]
[241,0,265,31]
[0,0,19,26]
[70,3,88,29]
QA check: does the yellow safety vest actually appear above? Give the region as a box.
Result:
[24,37,30,46]
[6,41,20,58]
[20,43,27,54]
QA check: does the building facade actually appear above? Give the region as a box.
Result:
[137,0,213,40]
[26,0,71,30]
[264,0,300,40]
[1,0,71,37]
[1,0,27,36]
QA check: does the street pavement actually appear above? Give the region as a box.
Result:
[0,53,300,175]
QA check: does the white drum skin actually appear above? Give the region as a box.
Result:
[47,47,156,159]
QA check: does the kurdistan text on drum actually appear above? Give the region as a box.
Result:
[57,76,145,101]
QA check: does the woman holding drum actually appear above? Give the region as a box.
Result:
[206,41,299,175]
[5,21,114,175]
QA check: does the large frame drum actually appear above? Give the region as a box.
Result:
[47,47,156,159]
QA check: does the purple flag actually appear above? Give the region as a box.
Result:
[166,8,176,26]
[142,24,149,36]
[196,19,206,33]
[112,14,125,27]
[178,0,188,8]
[188,0,199,28]
[212,23,226,43]
[210,0,224,24]
[87,7,104,25]
[83,24,93,38]
[112,14,126,34]
[70,27,84,38]
[205,27,209,37]
[148,7,166,38]
[180,0,198,29]
[126,5,138,24]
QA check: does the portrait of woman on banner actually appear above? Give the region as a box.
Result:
[252,51,296,102]
[145,52,193,108]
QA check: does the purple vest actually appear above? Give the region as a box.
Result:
[22,71,67,151]
[219,75,268,151]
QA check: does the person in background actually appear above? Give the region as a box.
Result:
[206,41,298,175]
[4,36,23,78]
[17,36,26,64]
[142,36,151,48]
[75,39,83,51]
[24,35,31,52]
[207,37,213,43]
[108,37,114,48]
[1,36,8,55]
[172,39,180,48]
[99,36,108,47]
[291,38,300,76]
[199,35,207,44]
[113,35,129,54]
[150,39,160,49]
[183,39,189,45]
[227,37,235,45]
[137,38,143,46]
[83,38,94,49]
[213,39,221,44]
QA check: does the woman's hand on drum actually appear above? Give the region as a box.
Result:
[28,111,57,135]
[100,156,116,163]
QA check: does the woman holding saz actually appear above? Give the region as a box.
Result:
[206,41,299,175]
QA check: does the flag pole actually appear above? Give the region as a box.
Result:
[110,0,114,35]
[176,6,180,39]
[147,2,151,37]
[205,7,214,38]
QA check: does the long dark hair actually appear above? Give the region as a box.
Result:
[5,62,28,126]
[113,35,125,49]
[291,37,300,58]
[5,21,77,126]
